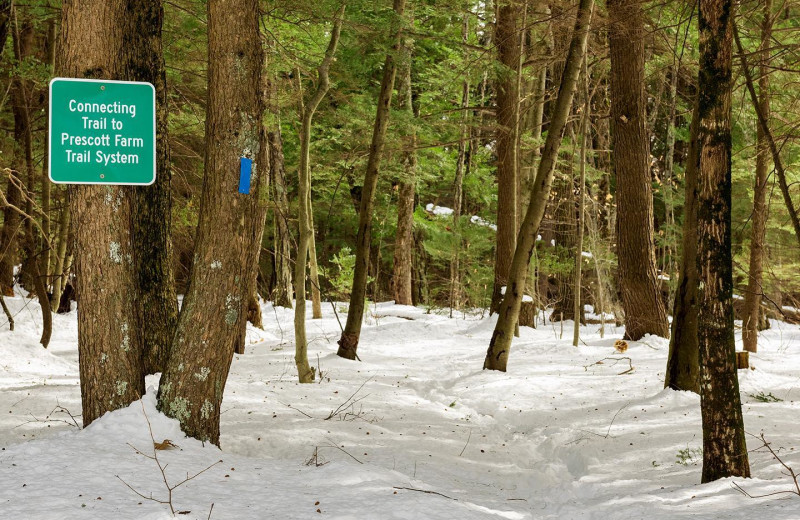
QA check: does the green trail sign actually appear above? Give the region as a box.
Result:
[49,78,156,185]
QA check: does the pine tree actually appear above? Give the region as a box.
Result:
[57,0,148,425]
[608,0,669,341]
[157,0,268,445]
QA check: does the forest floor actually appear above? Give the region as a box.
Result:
[1,293,800,519]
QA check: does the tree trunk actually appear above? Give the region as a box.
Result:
[295,5,344,382]
[608,0,669,341]
[10,14,50,348]
[733,27,800,249]
[0,5,24,296]
[57,0,147,426]
[697,0,750,483]
[337,0,406,360]
[50,193,71,309]
[40,6,56,289]
[269,127,293,309]
[307,202,323,319]
[664,97,700,393]
[157,0,268,445]
[741,0,772,353]
[484,0,594,371]
[393,42,416,307]
[0,1,12,55]
[449,55,469,314]
[0,173,22,295]
[490,0,520,314]
[123,0,179,374]
[572,57,589,347]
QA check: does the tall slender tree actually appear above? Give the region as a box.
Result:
[696,0,750,483]
[267,57,293,310]
[490,0,520,314]
[741,2,772,353]
[0,1,21,296]
[269,125,294,309]
[157,0,268,445]
[337,0,407,360]
[608,0,669,341]
[449,16,470,315]
[484,0,594,371]
[295,5,346,383]
[7,11,51,347]
[392,39,416,307]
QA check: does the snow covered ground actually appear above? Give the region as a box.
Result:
[1,293,800,519]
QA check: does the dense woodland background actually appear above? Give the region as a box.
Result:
[1,0,799,486]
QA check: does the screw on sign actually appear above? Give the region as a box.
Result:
[48,78,156,185]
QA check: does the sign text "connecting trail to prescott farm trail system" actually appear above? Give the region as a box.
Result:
[48,78,156,185]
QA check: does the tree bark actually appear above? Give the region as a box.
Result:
[10,13,51,348]
[337,0,406,360]
[393,39,416,307]
[40,5,56,289]
[269,126,293,309]
[295,5,345,382]
[608,0,669,341]
[449,20,469,315]
[157,0,268,445]
[572,57,589,347]
[664,97,700,393]
[307,203,323,319]
[490,0,520,314]
[741,0,772,353]
[50,191,70,309]
[484,0,594,371]
[122,0,178,374]
[0,5,24,296]
[697,0,750,483]
[57,0,147,426]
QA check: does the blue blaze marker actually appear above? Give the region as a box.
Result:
[239,157,252,194]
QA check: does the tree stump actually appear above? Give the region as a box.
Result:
[519,300,537,328]
[736,351,750,370]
